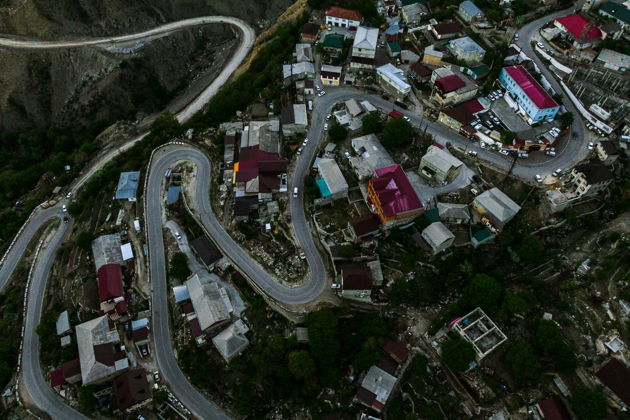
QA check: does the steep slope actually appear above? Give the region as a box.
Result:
[0,0,293,129]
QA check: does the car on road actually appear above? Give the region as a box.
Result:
[499,149,510,156]
[552,168,562,177]
[403,115,410,122]
[344,151,351,159]
[297,147,303,155]
[302,138,309,146]
[153,371,160,382]
[518,152,528,159]
[537,42,545,49]
[546,150,556,156]
[535,174,543,183]
[324,123,329,131]
[62,205,67,212]
[468,150,478,157]
[326,114,331,120]
[480,141,487,149]
[293,187,299,198]
[514,33,519,40]
[175,232,182,240]
[299,251,306,260]
[318,90,326,97]
[65,192,72,199]
[327,24,332,31]
[587,142,595,150]
[331,283,341,289]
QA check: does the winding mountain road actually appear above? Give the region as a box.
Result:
[0,5,590,419]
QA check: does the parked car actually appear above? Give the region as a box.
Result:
[326,114,331,120]
[546,150,556,156]
[293,187,299,198]
[518,152,528,159]
[297,147,303,155]
[324,123,329,131]
[344,151,351,159]
[552,168,563,177]
[175,232,182,240]
[537,42,545,49]
[587,142,595,150]
[62,205,67,212]
[468,150,478,157]
[331,283,341,289]
[535,174,543,183]
[302,138,309,146]
[514,33,519,40]
[480,141,487,149]
[499,149,510,156]
[65,192,72,199]
[403,115,411,122]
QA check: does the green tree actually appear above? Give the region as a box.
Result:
[67,202,84,217]
[441,337,476,372]
[463,274,503,314]
[559,112,574,129]
[504,342,541,385]
[571,388,607,420]
[535,320,577,372]
[150,110,182,139]
[169,252,191,281]
[382,117,414,148]
[501,130,516,144]
[518,235,543,264]
[328,125,348,143]
[288,350,316,380]
[362,113,383,134]
[78,385,97,413]
[76,231,95,250]
[306,308,340,385]
[504,293,528,314]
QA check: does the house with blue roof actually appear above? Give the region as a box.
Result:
[115,171,141,201]
[459,1,484,23]
[447,36,486,63]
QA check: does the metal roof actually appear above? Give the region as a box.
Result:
[115,171,140,200]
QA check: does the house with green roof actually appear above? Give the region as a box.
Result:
[322,34,345,57]
[387,41,401,57]
[599,1,630,28]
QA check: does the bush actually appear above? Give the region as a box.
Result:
[503,342,541,385]
[169,252,191,281]
[362,113,382,134]
[570,388,607,420]
[328,125,348,143]
[382,117,414,148]
[441,337,476,372]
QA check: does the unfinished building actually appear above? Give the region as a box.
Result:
[452,307,507,359]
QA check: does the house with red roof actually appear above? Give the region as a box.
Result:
[97,263,128,319]
[498,65,560,123]
[325,6,362,29]
[438,98,485,135]
[554,14,603,48]
[431,68,479,106]
[367,165,424,227]
[233,145,288,200]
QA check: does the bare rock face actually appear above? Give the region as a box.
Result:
[0,0,293,130]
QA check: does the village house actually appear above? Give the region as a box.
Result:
[598,1,630,30]
[596,140,619,164]
[498,65,559,123]
[419,145,464,184]
[401,0,429,29]
[430,22,462,40]
[367,165,424,227]
[437,202,470,224]
[348,213,382,243]
[320,64,343,86]
[447,36,486,63]
[300,22,320,43]
[421,221,455,254]
[376,63,411,100]
[281,104,309,136]
[553,14,603,49]
[113,369,152,413]
[355,366,397,412]
[351,26,379,70]
[458,0,484,23]
[536,396,572,420]
[595,358,630,408]
[431,67,479,106]
[212,319,250,362]
[315,158,349,202]
[472,187,521,230]
[115,171,140,201]
[422,44,444,66]
[452,307,508,359]
[340,265,374,302]
[568,159,614,197]
[325,6,362,29]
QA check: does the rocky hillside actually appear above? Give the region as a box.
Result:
[0,0,294,130]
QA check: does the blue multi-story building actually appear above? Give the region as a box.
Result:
[499,65,560,123]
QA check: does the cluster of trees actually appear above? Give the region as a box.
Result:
[181,306,393,416]
[0,285,23,393]
[382,117,414,148]
[169,252,191,281]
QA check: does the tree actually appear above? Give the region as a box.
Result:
[441,337,476,372]
[76,231,95,250]
[288,350,316,380]
[535,320,577,372]
[328,125,348,143]
[382,117,414,148]
[504,342,541,385]
[67,202,84,217]
[517,235,543,264]
[169,252,191,281]
[78,385,97,413]
[501,130,516,144]
[504,293,528,314]
[463,274,503,314]
[571,388,607,420]
[559,112,574,129]
[362,113,383,134]
[150,110,182,139]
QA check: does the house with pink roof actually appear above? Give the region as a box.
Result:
[498,65,560,123]
[554,14,603,48]
[367,165,424,228]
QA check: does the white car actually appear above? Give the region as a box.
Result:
[403,115,411,122]
[537,42,545,49]
[62,205,67,212]
[297,147,303,155]
[175,232,182,240]
[553,168,563,177]
[474,124,482,130]
[331,283,341,289]
[546,150,556,157]
[326,114,331,121]
[480,141,487,149]
[344,151,351,159]
[319,90,326,96]
[535,174,543,183]
[468,150,478,157]
[303,138,309,146]
[499,149,510,156]
[66,192,72,199]
[324,123,329,131]
[514,33,519,40]
[587,142,595,150]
